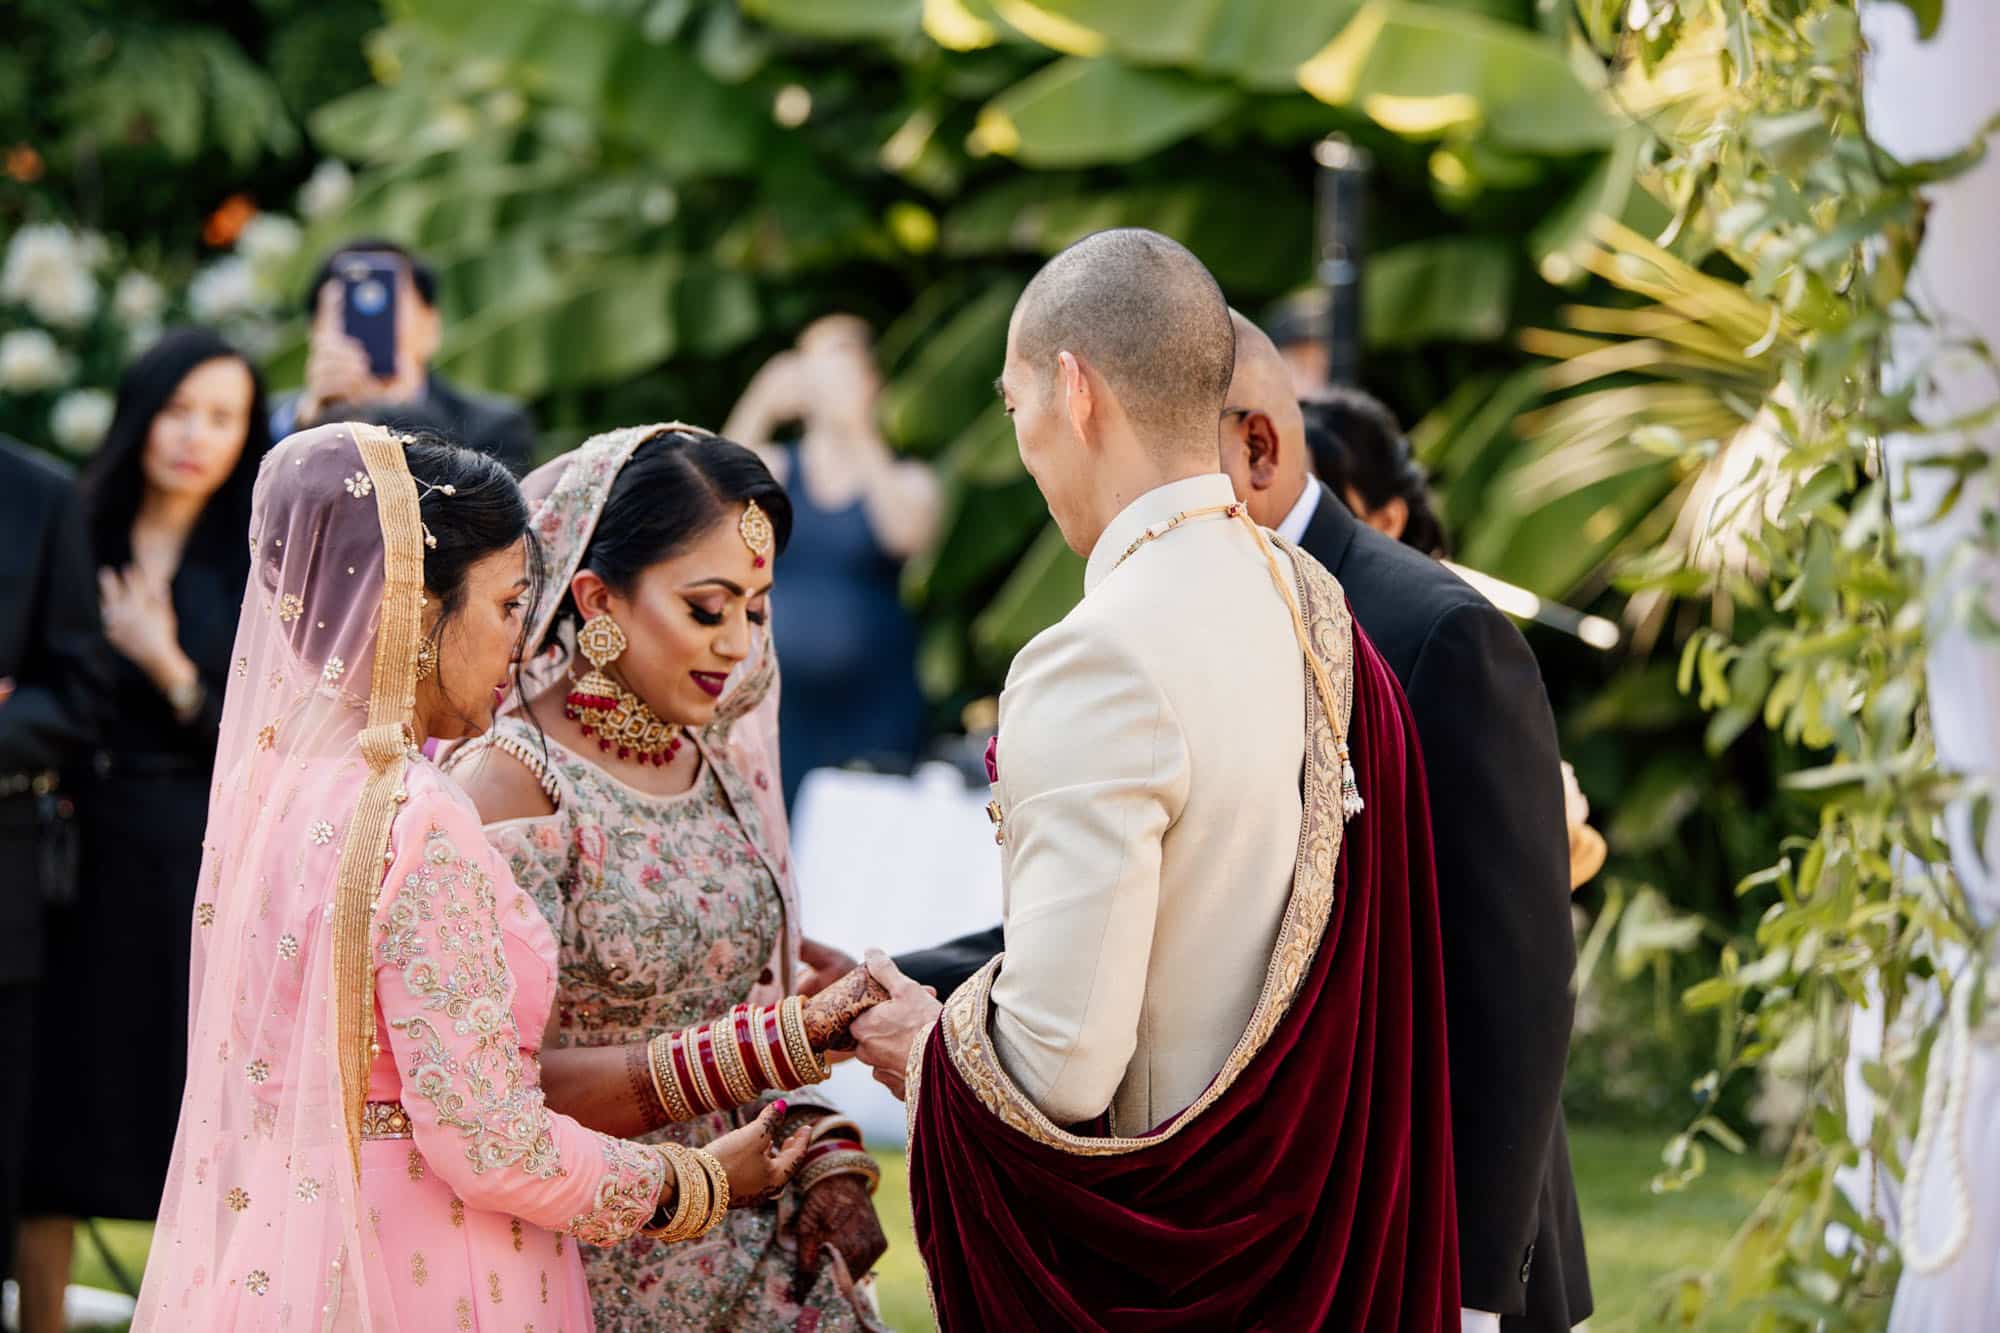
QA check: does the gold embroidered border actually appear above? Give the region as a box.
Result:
[931,543,1354,1156]
[332,424,424,1174]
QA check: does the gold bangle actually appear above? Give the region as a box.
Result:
[709,1015,758,1107]
[779,995,826,1085]
[641,1144,703,1242]
[748,1004,787,1091]
[796,1150,881,1197]
[647,1033,696,1124]
[690,1147,730,1237]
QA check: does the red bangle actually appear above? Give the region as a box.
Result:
[733,1007,766,1095]
[762,1005,802,1089]
[669,1031,711,1115]
[694,1025,730,1112]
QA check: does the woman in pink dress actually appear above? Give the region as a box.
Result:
[135,422,808,1331]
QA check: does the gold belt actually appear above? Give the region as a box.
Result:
[361,1101,413,1140]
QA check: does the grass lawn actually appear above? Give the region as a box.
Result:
[63,1124,1769,1331]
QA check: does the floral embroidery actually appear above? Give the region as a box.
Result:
[450,1197,465,1228]
[407,1150,425,1181]
[309,820,334,846]
[540,1271,549,1304]
[322,656,345,685]
[488,1271,503,1304]
[236,656,248,678]
[196,902,215,927]
[277,933,299,960]
[225,1187,251,1213]
[409,1252,428,1287]
[295,1176,321,1203]
[455,1297,472,1331]
[344,472,374,498]
[511,1218,524,1252]
[278,593,304,623]
[267,670,285,691]
[378,820,566,1182]
[246,1269,270,1296]
[244,1058,270,1085]
[563,1135,665,1246]
[257,722,279,751]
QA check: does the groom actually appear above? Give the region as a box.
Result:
[852,229,1459,1328]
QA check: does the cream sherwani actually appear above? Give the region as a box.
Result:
[988,473,1308,1135]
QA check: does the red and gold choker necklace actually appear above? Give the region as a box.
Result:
[565,670,684,767]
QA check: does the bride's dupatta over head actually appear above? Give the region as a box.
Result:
[907,553,1461,1330]
[138,422,428,1329]
[498,424,802,995]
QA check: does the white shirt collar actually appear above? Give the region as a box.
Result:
[1273,480,1324,547]
[1083,473,1240,595]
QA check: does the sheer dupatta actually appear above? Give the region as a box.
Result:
[137,423,427,1329]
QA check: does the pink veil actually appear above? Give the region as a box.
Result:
[499,424,803,989]
[136,422,427,1329]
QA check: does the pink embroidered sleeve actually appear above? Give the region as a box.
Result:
[373,792,664,1243]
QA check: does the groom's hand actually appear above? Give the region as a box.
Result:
[850,951,941,1100]
[796,937,860,998]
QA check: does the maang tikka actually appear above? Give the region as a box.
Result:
[739,499,774,569]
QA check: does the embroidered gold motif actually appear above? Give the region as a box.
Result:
[935,544,1353,1157]
[511,1218,524,1252]
[409,1252,428,1287]
[257,723,278,751]
[344,472,374,498]
[295,1176,321,1202]
[455,1297,472,1331]
[540,1271,549,1304]
[488,1270,503,1304]
[277,593,304,623]
[225,1187,251,1213]
[407,1150,425,1180]
[379,822,566,1182]
[322,656,345,685]
[246,1269,270,1296]
[244,1059,270,1085]
[563,1135,665,1246]
[450,1197,465,1228]
[235,656,248,678]
[196,902,215,927]
[277,933,299,960]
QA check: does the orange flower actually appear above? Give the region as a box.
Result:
[4,145,42,183]
[203,193,257,248]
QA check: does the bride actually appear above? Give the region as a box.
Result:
[135,422,806,1330]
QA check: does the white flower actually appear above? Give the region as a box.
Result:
[237,214,303,268]
[0,329,73,392]
[112,271,167,325]
[1,224,100,329]
[297,160,354,220]
[50,388,114,453]
[188,257,258,322]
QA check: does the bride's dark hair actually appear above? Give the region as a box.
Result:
[541,428,792,652]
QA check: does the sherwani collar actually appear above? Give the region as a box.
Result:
[1083,473,1239,595]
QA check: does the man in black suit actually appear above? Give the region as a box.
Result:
[271,239,537,474]
[0,437,107,1285]
[881,314,1590,1332]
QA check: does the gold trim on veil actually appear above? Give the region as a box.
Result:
[332,425,425,1174]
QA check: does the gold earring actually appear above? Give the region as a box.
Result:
[414,638,437,682]
[576,613,628,671]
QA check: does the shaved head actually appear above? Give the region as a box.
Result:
[1220,308,1312,529]
[1011,228,1235,452]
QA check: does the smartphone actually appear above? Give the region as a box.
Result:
[337,252,401,379]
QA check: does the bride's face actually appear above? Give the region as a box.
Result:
[581,505,771,729]
[422,537,533,741]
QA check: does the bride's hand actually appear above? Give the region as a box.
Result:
[706,1101,809,1204]
[801,964,891,1051]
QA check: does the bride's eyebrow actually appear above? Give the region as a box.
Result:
[681,577,744,595]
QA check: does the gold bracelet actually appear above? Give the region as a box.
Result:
[640,1144,703,1242]
[779,995,827,1085]
[646,1033,696,1124]
[796,1149,881,1197]
[709,1015,759,1107]
[748,1004,787,1091]
[691,1147,730,1238]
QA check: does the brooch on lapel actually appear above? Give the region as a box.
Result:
[984,735,1004,845]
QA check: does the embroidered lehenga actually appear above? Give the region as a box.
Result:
[137,424,671,1331]
[445,426,884,1332]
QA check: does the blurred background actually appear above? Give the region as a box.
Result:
[1,0,1891,1327]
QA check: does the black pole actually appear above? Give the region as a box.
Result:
[1314,135,1371,388]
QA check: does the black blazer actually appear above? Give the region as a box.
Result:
[897,483,1589,1330]
[0,439,109,982]
[272,372,537,477]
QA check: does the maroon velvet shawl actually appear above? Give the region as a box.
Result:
[908,618,1458,1330]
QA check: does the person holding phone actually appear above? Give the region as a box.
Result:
[273,238,538,475]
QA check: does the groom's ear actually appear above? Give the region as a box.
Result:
[1243,410,1282,491]
[1057,350,1095,440]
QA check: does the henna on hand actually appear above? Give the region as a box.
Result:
[625,1040,670,1132]
[792,1173,887,1302]
[801,965,891,1050]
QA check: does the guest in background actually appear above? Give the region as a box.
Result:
[15,329,271,1333]
[725,316,941,808]
[1300,386,1450,556]
[0,438,107,1306]
[272,238,536,474]
[1262,288,1334,395]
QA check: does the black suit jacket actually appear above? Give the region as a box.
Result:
[898,483,1589,1329]
[273,372,538,477]
[0,439,108,982]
